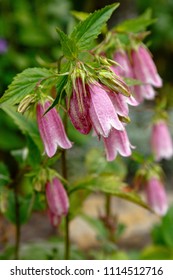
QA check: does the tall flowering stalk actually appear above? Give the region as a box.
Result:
[36,100,72,157]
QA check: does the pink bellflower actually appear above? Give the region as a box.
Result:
[145,176,168,216]
[103,128,133,161]
[151,119,173,161]
[36,101,72,157]
[131,45,162,102]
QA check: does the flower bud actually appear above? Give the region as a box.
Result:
[46,177,69,218]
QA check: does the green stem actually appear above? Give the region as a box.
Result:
[14,186,21,260]
[61,112,70,260]
[105,194,111,218]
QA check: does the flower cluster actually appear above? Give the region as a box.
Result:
[67,64,137,161]
[113,45,162,103]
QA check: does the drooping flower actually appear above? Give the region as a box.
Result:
[113,50,133,78]
[133,84,155,103]
[68,77,92,134]
[131,45,162,88]
[88,82,124,137]
[46,177,69,219]
[103,128,133,161]
[145,176,168,216]
[151,119,173,161]
[36,101,72,157]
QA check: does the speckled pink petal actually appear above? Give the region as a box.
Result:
[131,46,162,88]
[103,128,132,161]
[68,78,91,134]
[88,83,124,137]
[36,101,72,157]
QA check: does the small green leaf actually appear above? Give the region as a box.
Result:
[71,11,90,22]
[0,68,57,106]
[56,28,78,59]
[71,3,119,50]
[115,9,156,33]
[1,105,42,151]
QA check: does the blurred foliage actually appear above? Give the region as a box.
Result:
[140,204,173,260]
[0,0,72,93]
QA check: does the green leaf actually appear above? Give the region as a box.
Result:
[115,9,156,33]
[0,162,11,188]
[0,68,57,106]
[85,148,127,179]
[140,246,173,260]
[56,28,78,59]
[1,105,42,151]
[161,206,173,247]
[71,11,90,22]
[70,174,150,210]
[4,191,34,225]
[71,3,119,50]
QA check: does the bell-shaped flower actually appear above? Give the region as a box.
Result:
[113,50,134,78]
[88,82,124,137]
[151,119,173,161]
[133,84,155,103]
[36,101,72,157]
[103,128,133,161]
[131,45,162,88]
[145,176,168,216]
[68,77,92,134]
[46,177,69,218]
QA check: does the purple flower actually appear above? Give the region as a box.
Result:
[36,101,72,157]
[131,45,162,88]
[145,177,168,216]
[46,177,69,218]
[0,38,8,54]
[88,82,124,137]
[68,78,92,134]
[151,120,173,161]
[103,128,133,161]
